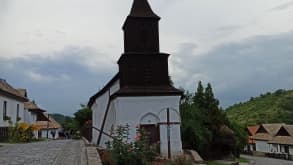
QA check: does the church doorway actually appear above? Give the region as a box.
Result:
[140,124,160,145]
[139,113,160,153]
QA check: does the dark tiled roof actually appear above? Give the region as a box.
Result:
[17,88,28,98]
[24,102,46,112]
[88,73,119,108]
[268,136,293,145]
[0,79,28,102]
[33,116,61,129]
[112,85,182,98]
[253,123,284,141]
[129,0,160,19]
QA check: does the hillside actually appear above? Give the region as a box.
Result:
[50,113,73,126]
[226,89,293,126]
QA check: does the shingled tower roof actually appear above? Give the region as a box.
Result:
[129,0,160,18]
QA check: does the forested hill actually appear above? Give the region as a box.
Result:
[226,89,293,126]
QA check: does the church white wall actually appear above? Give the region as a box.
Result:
[91,79,120,145]
[92,91,110,144]
[99,102,116,147]
[0,95,25,127]
[113,96,183,157]
[110,80,120,95]
[256,140,270,153]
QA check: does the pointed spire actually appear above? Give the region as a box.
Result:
[129,0,160,19]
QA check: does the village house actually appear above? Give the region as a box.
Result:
[33,115,61,139]
[251,123,293,160]
[268,125,293,160]
[17,89,49,124]
[20,90,62,139]
[0,78,28,140]
[88,0,183,158]
[252,123,283,155]
[244,125,259,153]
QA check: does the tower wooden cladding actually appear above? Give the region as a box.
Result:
[118,0,171,88]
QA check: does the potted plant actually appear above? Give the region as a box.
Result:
[4,116,11,121]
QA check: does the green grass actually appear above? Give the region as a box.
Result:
[207,161,229,165]
[237,157,249,163]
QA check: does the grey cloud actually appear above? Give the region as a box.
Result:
[216,25,243,32]
[171,31,293,108]
[0,46,117,116]
[270,0,293,11]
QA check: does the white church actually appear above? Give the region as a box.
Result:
[88,0,183,158]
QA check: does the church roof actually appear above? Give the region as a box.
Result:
[128,0,160,19]
[87,73,182,108]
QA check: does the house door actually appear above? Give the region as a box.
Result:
[140,124,160,145]
[284,145,289,154]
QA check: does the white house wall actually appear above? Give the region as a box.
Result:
[23,110,31,123]
[256,140,270,153]
[114,96,182,157]
[0,95,24,127]
[290,146,293,155]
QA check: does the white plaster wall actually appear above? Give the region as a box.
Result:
[0,95,24,127]
[280,145,286,153]
[290,146,293,155]
[256,140,270,153]
[40,129,60,139]
[23,110,31,123]
[92,92,110,144]
[99,102,116,147]
[270,144,279,153]
[110,80,120,95]
[114,96,183,157]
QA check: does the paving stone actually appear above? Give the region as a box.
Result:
[0,140,86,165]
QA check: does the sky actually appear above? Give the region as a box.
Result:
[0,0,293,116]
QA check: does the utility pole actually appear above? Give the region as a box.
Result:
[47,114,49,139]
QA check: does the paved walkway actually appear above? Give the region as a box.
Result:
[242,155,293,165]
[0,140,85,165]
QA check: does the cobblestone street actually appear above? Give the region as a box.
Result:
[0,140,85,165]
[242,155,293,165]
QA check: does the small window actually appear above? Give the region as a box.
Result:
[3,101,7,120]
[16,104,19,121]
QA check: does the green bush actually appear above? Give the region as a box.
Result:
[106,125,157,165]
[8,122,34,143]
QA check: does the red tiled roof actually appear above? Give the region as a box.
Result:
[247,125,259,136]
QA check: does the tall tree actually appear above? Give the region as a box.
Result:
[193,81,205,108]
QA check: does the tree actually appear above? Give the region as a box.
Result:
[193,81,205,108]
[180,82,246,159]
[74,105,92,129]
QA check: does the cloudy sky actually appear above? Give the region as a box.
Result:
[1,0,293,116]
